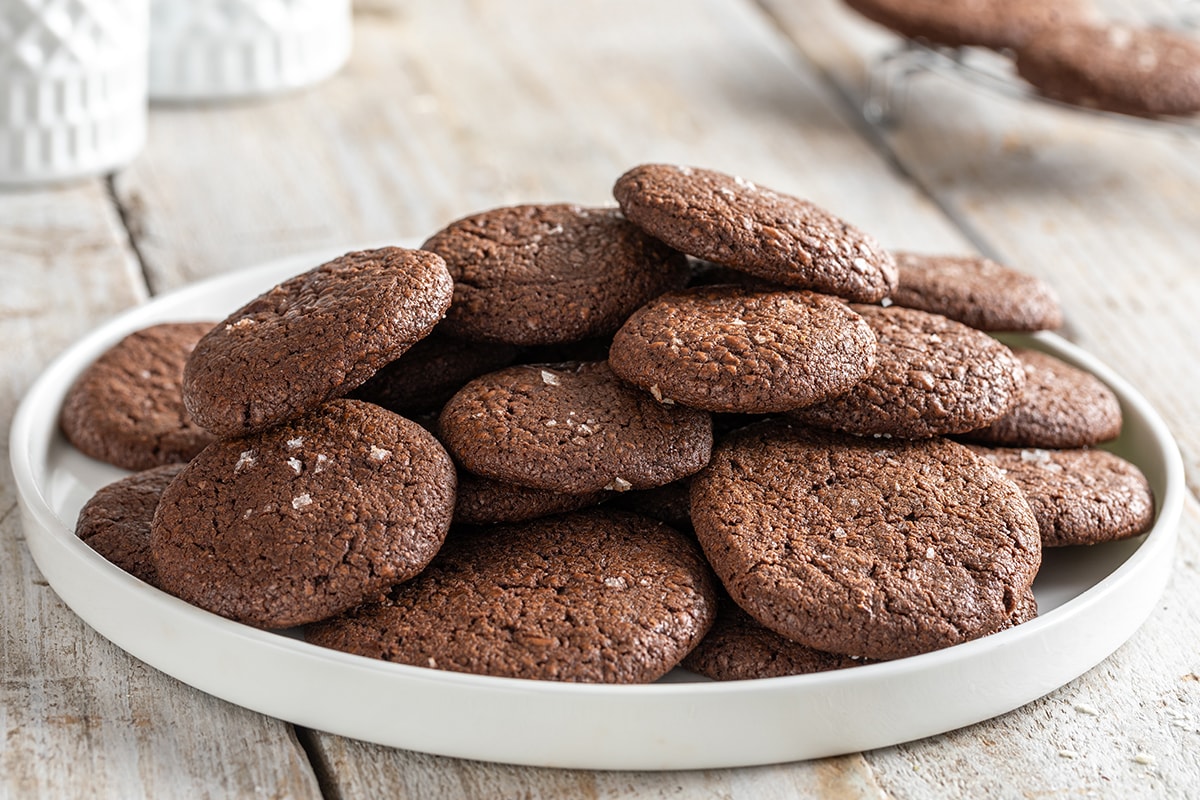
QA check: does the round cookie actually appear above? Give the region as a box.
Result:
[184,248,453,438]
[151,399,456,629]
[438,361,713,494]
[608,286,877,413]
[1016,24,1200,117]
[681,597,868,681]
[690,422,1041,660]
[305,510,718,683]
[841,0,1095,50]
[790,305,1026,438]
[60,322,216,470]
[613,164,896,303]
[889,252,1063,332]
[422,204,689,346]
[75,463,187,587]
[962,348,1122,448]
[967,445,1154,547]
[350,333,519,415]
[454,471,604,525]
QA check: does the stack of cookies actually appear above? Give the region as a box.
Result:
[843,0,1200,118]
[63,163,1155,683]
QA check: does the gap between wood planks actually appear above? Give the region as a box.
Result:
[105,174,156,297]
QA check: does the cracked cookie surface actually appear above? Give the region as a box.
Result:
[183,247,453,438]
[151,399,456,629]
[690,422,1041,660]
[61,322,216,470]
[613,164,896,302]
[306,510,717,682]
[423,204,689,346]
[609,286,877,413]
[438,361,713,493]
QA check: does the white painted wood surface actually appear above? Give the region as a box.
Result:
[3,0,1198,796]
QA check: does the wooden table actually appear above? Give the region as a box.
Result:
[4,1,1199,796]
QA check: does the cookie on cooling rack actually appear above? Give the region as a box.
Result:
[1016,24,1200,117]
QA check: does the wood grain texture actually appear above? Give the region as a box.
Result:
[0,185,322,800]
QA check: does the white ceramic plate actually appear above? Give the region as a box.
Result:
[10,251,1185,771]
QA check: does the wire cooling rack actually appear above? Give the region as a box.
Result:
[863,8,1200,137]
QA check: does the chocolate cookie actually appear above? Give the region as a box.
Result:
[306,510,718,683]
[681,597,867,681]
[889,252,1063,332]
[438,361,713,493]
[184,248,453,438]
[350,332,519,415]
[60,322,216,470]
[690,422,1041,660]
[422,204,689,346]
[608,287,877,413]
[613,165,896,303]
[454,471,604,525]
[962,348,1122,448]
[790,305,1026,438]
[1016,24,1200,117]
[967,445,1154,547]
[842,0,1094,50]
[151,399,456,629]
[75,463,186,587]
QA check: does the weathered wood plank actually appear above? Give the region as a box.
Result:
[0,184,322,799]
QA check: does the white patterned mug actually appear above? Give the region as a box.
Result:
[0,0,148,185]
[149,0,352,100]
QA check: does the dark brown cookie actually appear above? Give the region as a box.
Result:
[306,510,718,683]
[438,361,713,494]
[690,422,1041,660]
[60,322,216,470]
[454,471,604,525]
[790,305,1026,438]
[608,287,877,413]
[1002,588,1039,630]
[75,464,187,587]
[151,399,456,629]
[681,597,868,681]
[966,445,1155,547]
[422,204,689,346]
[1016,24,1200,117]
[183,248,453,438]
[842,0,1094,50]
[613,165,896,303]
[889,252,1063,332]
[350,332,519,416]
[962,348,1122,448]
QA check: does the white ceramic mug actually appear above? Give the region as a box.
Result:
[149,0,352,101]
[0,0,148,186]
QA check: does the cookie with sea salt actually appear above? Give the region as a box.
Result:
[61,322,216,470]
[613,165,896,303]
[841,0,1094,50]
[305,510,718,683]
[151,399,456,629]
[967,445,1154,547]
[454,471,604,525]
[962,348,1121,448]
[889,252,1063,332]
[422,204,689,346]
[1016,24,1200,117]
[690,422,1041,660]
[608,286,877,413]
[75,463,187,587]
[183,248,453,438]
[790,305,1026,438]
[438,361,713,494]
